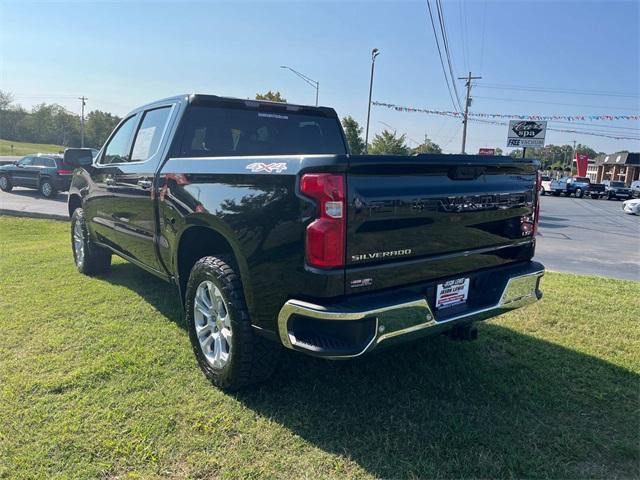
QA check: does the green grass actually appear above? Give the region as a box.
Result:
[0,139,65,156]
[1,216,638,479]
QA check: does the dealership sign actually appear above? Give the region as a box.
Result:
[507,120,547,148]
[478,148,496,155]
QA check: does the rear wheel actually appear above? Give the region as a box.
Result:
[0,175,12,192]
[40,178,56,198]
[591,194,599,200]
[71,208,112,275]
[540,187,546,196]
[186,256,280,391]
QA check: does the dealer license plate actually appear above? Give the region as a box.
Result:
[435,277,470,309]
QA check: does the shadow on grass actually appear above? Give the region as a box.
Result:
[102,262,639,478]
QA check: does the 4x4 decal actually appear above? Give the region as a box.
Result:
[246,162,287,173]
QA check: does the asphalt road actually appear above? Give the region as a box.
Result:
[0,187,638,280]
[0,186,68,220]
[535,194,639,281]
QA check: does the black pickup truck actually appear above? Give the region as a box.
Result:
[65,94,544,390]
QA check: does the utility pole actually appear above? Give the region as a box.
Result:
[78,96,87,147]
[364,48,380,154]
[458,72,482,154]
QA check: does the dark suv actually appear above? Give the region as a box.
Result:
[0,154,74,198]
[603,180,632,200]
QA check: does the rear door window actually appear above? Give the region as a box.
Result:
[130,106,172,162]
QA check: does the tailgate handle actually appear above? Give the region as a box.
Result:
[448,166,485,180]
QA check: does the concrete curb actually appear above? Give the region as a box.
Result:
[0,209,68,221]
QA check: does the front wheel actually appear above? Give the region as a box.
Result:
[186,256,280,391]
[0,175,12,192]
[39,178,57,198]
[576,188,583,198]
[540,187,546,196]
[71,208,112,275]
[591,195,599,200]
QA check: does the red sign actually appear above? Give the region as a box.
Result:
[479,148,496,156]
[575,153,589,177]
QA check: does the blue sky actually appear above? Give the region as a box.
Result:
[1,0,639,154]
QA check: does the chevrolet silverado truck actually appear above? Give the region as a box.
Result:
[65,94,544,390]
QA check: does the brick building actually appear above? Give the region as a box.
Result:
[594,152,640,185]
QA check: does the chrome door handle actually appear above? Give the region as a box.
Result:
[137,179,152,189]
[105,177,116,186]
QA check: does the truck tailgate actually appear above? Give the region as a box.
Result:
[345,154,538,293]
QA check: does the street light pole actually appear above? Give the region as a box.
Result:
[364,48,380,154]
[280,66,319,106]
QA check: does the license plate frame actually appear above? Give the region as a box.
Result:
[435,277,470,309]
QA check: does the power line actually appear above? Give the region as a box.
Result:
[458,0,469,73]
[479,0,487,73]
[435,0,464,112]
[426,0,460,112]
[477,83,639,98]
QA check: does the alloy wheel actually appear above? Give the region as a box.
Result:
[73,220,85,267]
[193,280,232,369]
[42,182,53,197]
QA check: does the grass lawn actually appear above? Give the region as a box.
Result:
[1,216,638,479]
[0,139,65,157]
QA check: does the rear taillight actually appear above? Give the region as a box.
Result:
[56,169,73,175]
[533,170,541,235]
[522,170,541,237]
[300,173,346,269]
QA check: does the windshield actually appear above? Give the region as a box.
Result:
[574,177,590,183]
[610,181,625,187]
[175,106,347,157]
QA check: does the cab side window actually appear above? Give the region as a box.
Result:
[130,107,172,162]
[101,115,137,165]
[18,156,35,166]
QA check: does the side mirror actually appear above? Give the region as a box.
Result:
[64,148,94,167]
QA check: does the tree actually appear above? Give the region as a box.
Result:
[341,116,365,154]
[0,90,13,110]
[368,130,409,155]
[255,91,287,103]
[576,144,597,159]
[411,135,441,154]
[495,147,503,156]
[84,110,121,148]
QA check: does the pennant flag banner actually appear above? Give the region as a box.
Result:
[372,101,640,122]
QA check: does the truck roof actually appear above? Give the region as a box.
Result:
[129,94,338,118]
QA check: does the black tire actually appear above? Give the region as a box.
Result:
[552,191,560,196]
[0,174,12,192]
[591,195,599,200]
[39,178,57,198]
[575,188,583,198]
[71,208,111,275]
[540,187,546,196]
[185,256,280,391]
[608,192,614,200]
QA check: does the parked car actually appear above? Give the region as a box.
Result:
[603,180,632,200]
[630,180,640,198]
[64,94,544,390]
[586,182,605,199]
[540,175,552,195]
[550,176,591,198]
[0,153,74,197]
[622,198,640,215]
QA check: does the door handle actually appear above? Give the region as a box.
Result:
[105,177,116,186]
[137,179,152,189]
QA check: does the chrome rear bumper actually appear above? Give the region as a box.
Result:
[277,267,544,359]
